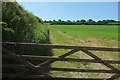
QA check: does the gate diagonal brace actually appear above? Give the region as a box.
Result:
[37,48,81,68]
[81,49,119,71]
[108,71,120,80]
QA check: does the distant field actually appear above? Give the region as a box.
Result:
[51,25,118,40]
[49,25,119,78]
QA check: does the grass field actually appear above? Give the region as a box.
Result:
[50,25,118,47]
[52,25,118,40]
[49,25,119,78]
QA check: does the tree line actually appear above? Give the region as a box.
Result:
[44,19,120,25]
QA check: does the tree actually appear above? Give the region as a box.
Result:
[67,20,71,22]
[76,20,80,22]
[80,19,86,24]
[53,20,56,22]
[97,20,102,24]
[87,19,95,24]
[58,19,62,22]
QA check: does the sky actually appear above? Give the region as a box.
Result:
[18,2,118,21]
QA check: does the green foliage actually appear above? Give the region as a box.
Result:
[33,24,50,43]
[2,2,49,43]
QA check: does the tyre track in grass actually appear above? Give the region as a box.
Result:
[50,27,90,78]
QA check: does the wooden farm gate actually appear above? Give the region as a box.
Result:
[2,42,120,80]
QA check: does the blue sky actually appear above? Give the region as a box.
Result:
[18,2,118,21]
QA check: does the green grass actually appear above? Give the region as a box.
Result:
[49,25,119,78]
[50,25,118,47]
[50,25,118,40]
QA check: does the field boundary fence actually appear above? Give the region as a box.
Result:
[2,42,120,80]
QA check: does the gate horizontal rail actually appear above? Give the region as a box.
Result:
[3,73,106,80]
[3,54,120,64]
[3,64,118,73]
[2,42,120,51]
